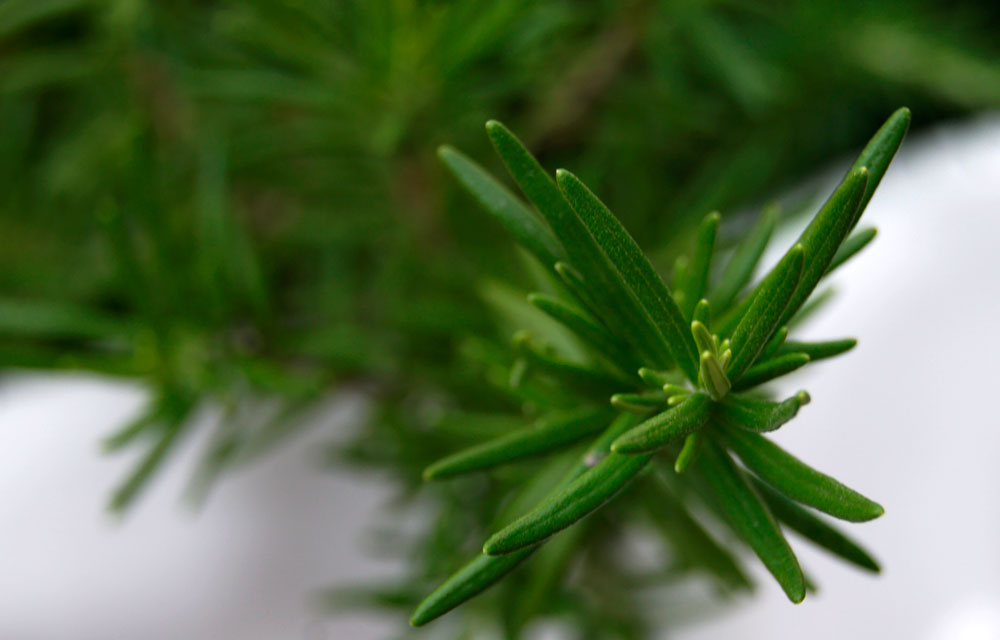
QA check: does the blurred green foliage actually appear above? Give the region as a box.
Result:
[1,0,999,635]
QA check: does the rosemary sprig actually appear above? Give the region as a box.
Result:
[414,107,909,625]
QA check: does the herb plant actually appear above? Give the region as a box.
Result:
[411,108,909,627]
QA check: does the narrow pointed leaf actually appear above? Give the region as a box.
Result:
[487,121,670,367]
[528,293,634,367]
[717,391,809,433]
[754,479,880,573]
[732,353,810,391]
[727,245,804,380]
[410,549,534,627]
[698,437,805,603]
[778,338,857,362]
[681,212,719,319]
[483,414,648,555]
[699,350,731,401]
[674,431,705,473]
[412,415,638,624]
[438,146,563,268]
[483,449,651,555]
[693,299,711,327]
[423,410,610,480]
[722,428,884,522]
[611,393,712,454]
[709,205,777,312]
[776,167,868,328]
[758,326,788,362]
[514,332,626,394]
[611,392,668,413]
[828,227,877,274]
[556,168,700,381]
[641,482,753,591]
[847,107,911,228]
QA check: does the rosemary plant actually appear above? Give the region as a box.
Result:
[411,108,909,627]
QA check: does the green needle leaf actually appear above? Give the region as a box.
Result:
[487,121,671,368]
[410,549,535,627]
[709,205,777,312]
[514,331,627,394]
[483,449,652,555]
[412,414,640,624]
[758,326,789,362]
[438,145,564,268]
[754,479,880,573]
[778,338,857,362]
[727,245,804,380]
[847,107,911,228]
[699,350,731,400]
[693,299,711,327]
[682,212,720,319]
[611,393,712,454]
[721,427,884,522]
[611,392,668,413]
[674,431,705,473]
[423,410,611,480]
[556,168,701,382]
[732,353,810,391]
[776,167,869,328]
[482,413,645,555]
[528,293,634,367]
[828,227,877,274]
[698,437,806,603]
[717,391,810,433]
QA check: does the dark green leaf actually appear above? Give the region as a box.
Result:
[709,205,777,312]
[487,121,671,368]
[754,479,880,573]
[410,549,535,627]
[847,107,911,228]
[732,353,810,391]
[717,391,810,433]
[423,410,610,480]
[483,414,649,555]
[611,393,712,454]
[697,437,805,603]
[556,168,701,381]
[674,431,705,473]
[778,338,857,362]
[528,293,634,368]
[681,212,720,319]
[828,227,877,274]
[726,245,804,380]
[722,427,884,522]
[776,167,868,328]
[438,145,564,269]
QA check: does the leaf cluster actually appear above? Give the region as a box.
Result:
[411,108,908,626]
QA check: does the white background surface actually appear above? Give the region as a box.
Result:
[1,116,999,639]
